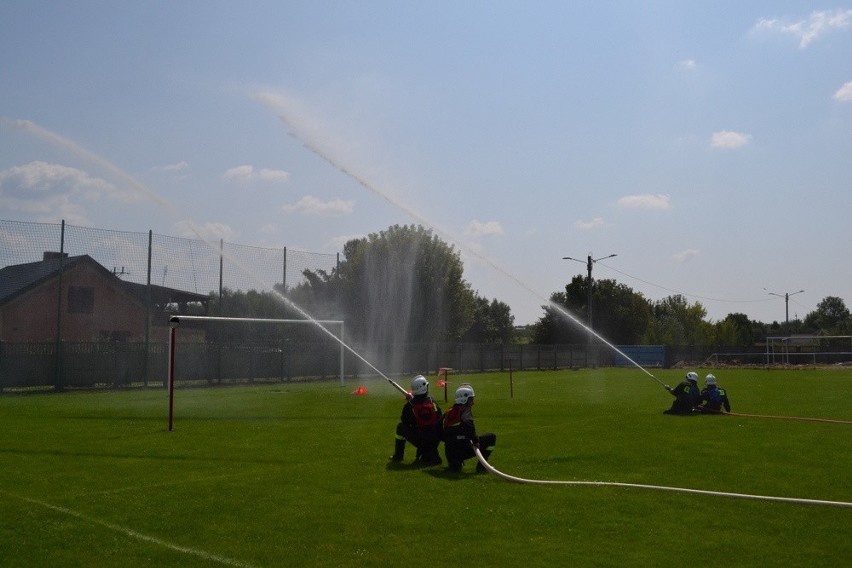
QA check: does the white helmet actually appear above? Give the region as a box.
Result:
[705,374,717,386]
[455,383,475,405]
[686,371,699,382]
[411,375,429,396]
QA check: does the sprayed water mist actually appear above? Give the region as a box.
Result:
[1,117,174,211]
[3,117,402,388]
[254,91,665,385]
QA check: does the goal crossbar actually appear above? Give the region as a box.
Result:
[167,315,345,431]
[169,315,344,326]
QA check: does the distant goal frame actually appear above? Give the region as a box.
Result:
[167,315,345,431]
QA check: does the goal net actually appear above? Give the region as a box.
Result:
[765,335,852,366]
[167,315,345,430]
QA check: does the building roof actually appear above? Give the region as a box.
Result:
[0,253,208,307]
[0,253,85,304]
[121,280,209,308]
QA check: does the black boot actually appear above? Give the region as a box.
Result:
[389,439,405,462]
[422,449,442,466]
[476,451,492,473]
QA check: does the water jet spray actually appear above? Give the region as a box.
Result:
[7,117,406,397]
[1,117,174,211]
[255,92,667,388]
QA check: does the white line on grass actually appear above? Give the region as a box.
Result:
[473,448,852,508]
[2,491,260,568]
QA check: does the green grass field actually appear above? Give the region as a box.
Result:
[1,368,850,567]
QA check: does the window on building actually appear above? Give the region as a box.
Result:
[68,286,95,314]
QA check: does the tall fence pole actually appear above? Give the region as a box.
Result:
[339,321,345,387]
[168,320,178,431]
[144,230,152,386]
[218,238,224,313]
[53,220,65,391]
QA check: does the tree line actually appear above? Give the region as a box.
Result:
[533,275,850,348]
[202,224,850,348]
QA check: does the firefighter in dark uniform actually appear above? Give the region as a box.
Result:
[663,371,701,415]
[696,374,731,414]
[442,383,496,473]
[390,375,443,465]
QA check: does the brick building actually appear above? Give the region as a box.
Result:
[0,252,208,342]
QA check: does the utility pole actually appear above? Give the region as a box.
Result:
[764,288,804,334]
[563,253,617,352]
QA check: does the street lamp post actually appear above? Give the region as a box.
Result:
[765,288,805,334]
[563,252,617,337]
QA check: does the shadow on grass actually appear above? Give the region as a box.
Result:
[385,460,491,480]
[422,467,489,480]
[385,459,438,472]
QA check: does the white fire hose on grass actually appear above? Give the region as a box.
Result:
[472,447,851,508]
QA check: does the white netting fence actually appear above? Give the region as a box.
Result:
[0,219,339,389]
[0,219,338,295]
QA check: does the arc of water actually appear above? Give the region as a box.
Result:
[256,94,666,389]
[5,117,408,395]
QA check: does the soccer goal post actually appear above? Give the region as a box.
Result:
[167,315,344,431]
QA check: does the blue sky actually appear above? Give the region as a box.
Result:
[2,2,851,326]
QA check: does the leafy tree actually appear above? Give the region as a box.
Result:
[530,292,565,344]
[212,288,289,319]
[592,279,652,344]
[532,276,651,344]
[462,295,515,344]
[283,269,341,321]
[645,295,710,346]
[205,287,322,343]
[531,289,583,344]
[711,313,757,347]
[297,224,477,345]
[804,296,851,335]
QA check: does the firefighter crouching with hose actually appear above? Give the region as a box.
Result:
[696,373,732,414]
[390,375,444,466]
[443,383,496,473]
[663,371,702,415]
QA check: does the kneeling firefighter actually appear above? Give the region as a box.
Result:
[442,383,496,473]
[390,375,443,465]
